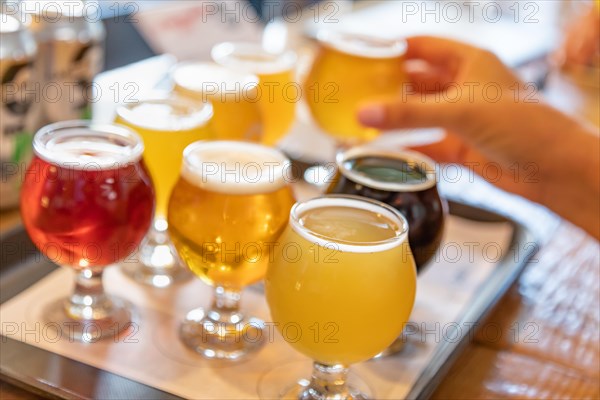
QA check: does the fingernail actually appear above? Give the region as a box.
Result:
[358,105,386,126]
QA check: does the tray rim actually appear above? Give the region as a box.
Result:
[0,197,538,400]
[407,197,537,399]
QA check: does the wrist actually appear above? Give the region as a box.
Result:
[539,121,600,237]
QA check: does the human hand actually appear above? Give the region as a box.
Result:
[357,36,599,238]
[357,36,583,200]
[556,4,600,68]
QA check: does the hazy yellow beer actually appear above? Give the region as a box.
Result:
[212,42,297,145]
[168,141,295,360]
[304,31,408,143]
[171,62,263,143]
[115,97,213,218]
[266,196,417,366]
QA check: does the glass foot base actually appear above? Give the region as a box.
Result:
[43,296,135,343]
[284,380,369,400]
[258,361,373,400]
[179,308,265,361]
[121,259,191,288]
[121,221,191,288]
[373,322,423,358]
[373,337,406,358]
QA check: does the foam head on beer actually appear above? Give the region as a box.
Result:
[116,97,213,132]
[211,42,297,76]
[172,62,259,102]
[32,122,144,169]
[181,140,291,194]
[317,30,407,59]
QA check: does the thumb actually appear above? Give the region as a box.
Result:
[357,97,467,132]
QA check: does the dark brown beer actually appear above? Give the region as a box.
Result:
[327,147,446,270]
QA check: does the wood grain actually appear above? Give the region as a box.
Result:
[0,380,39,400]
[474,222,600,380]
[432,345,600,399]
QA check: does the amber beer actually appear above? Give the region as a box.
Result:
[327,147,446,270]
[304,31,407,144]
[168,141,295,360]
[169,141,294,287]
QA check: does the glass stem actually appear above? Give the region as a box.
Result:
[149,217,169,245]
[208,286,243,324]
[306,363,352,399]
[65,268,113,320]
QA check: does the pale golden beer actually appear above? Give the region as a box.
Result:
[171,62,263,143]
[266,196,416,365]
[212,42,297,146]
[264,195,416,398]
[304,31,408,143]
[115,97,213,218]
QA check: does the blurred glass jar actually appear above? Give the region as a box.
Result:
[1,13,37,209]
[21,0,105,126]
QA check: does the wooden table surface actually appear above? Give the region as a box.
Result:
[430,70,600,399]
[434,68,600,398]
[1,71,598,399]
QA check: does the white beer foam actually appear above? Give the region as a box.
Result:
[172,62,259,93]
[116,98,213,132]
[289,196,409,254]
[211,42,297,75]
[181,141,291,195]
[318,30,406,59]
[33,123,144,170]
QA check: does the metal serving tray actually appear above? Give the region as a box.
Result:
[0,198,536,400]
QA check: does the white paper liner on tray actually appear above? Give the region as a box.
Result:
[0,215,512,399]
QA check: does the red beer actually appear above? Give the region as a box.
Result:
[19,121,155,342]
[21,156,154,267]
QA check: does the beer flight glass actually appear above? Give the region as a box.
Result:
[168,141,295,360]
[171,62,263,143]
[114,97,213,287]
[20,121,154,341]
[328,146,446,269]
[303,30,407,145]
[211,42,298,145]
[264,195,417,399]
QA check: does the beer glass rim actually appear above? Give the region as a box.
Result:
[211,41,298,75]
[33,120,144,169]
[115,95,214,132]
[316,30,407,59]
[181,140,291,195]
[336,146,438,192]
[169,61,259,92]
[289,194,409,253]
